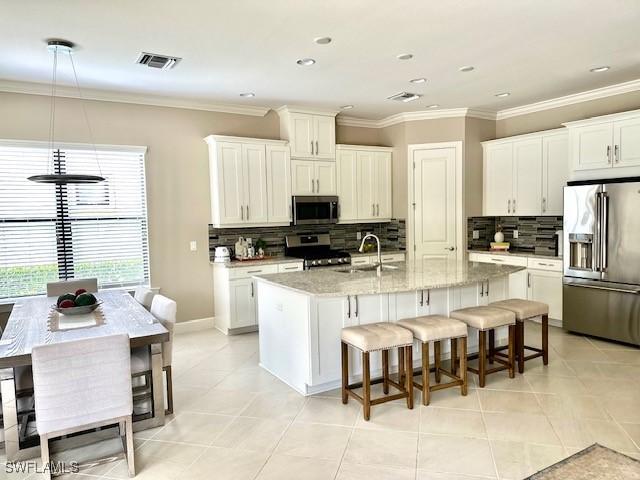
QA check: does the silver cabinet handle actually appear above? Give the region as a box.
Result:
[419,290,424,307]
[316,179,319,192]
[602,192,608,271]
[246,205,249,220]
[316,141,319,156]
[372,203,375,216]
[491,258,504,262]
[347,296,351,318]
[486,280,489,296]
[542,197,546,213]
[513,198,516,213]
[445,247,455,251]
[614,145,619,163]
[507,199,511,214]
[567,283,640,295]
[241,205,244,220]
[607,145,611,163]
[480,282,484,297]
[311,141,314,155]
[426,289,430,306]
[247,270,262,274]
[354,295,359,317]
[527,272,531,288]
[250,282,254,297]
[376,204,379,216]
[311,179,315,193]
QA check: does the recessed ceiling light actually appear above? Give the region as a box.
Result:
[590,66,610,73]
[410,78,427,84]
[459,65,474,72]
[340,105,354,110]
[239,92,255,98]
[314,36,332,45]
[426,104,440,109]
[397,53,413,60]
[495,92,511,98]
[296,58,316,66]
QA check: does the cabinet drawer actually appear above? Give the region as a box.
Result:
[527,258,562,272]
[350,256,371,266]
[380,253,405,263]
[278,262,304,273]
[469,252,528,267]
[228,264,279,280]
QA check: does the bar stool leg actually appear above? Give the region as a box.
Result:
[542,314,549,365]
[382,350,390,395]
[422,341,430,406]
[362,351,371,420]
[434,341,441,383]
[405,346,414,409]
[460,336,468,396]
[517,320,525,374]
[398,347,405,384]
[508,325,516,378]
[341,342,349,404]
[488,329,495,364]
[450,338,458,375]
[478,330,486,388]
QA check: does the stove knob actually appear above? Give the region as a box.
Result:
[310,260,317,266]
[328,259,334,264]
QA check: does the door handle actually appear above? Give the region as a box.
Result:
[614,145,619,163]
[354,296,359,318]
[241,205,244,220]
[542,197,546,213]
[311,141,314,155]
[426,289,430,306]
[372,203,375,216]
[486,280,489,296]
[602,192,608,272]
[316,179,320,192]
[246,205,249,220]
[250,282,254,297]
[347,296,351,318]
[480,282,484,297]
[512,198,516,213]
[376,204,379,216]
[567,283,640,295]
[508,199,511,214]
[445,247,455,251]
[419,290,424,307]
[316,141,319,156]
[607,145,611,163]
[527,272,531,288]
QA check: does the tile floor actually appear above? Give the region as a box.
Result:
[3,323,640,480]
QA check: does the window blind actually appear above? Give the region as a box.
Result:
[0,140,149,299]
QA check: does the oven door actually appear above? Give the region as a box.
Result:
[292,196,339,225]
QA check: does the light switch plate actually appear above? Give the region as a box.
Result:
[190,241,197,251]
[356,232,362,240]
[513,230,519,239]
[472,230,479,240]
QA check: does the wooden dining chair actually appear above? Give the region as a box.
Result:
[133,286,155,311]
[31,334,135,479]
[46,278,98,297]
[130,294,177,415]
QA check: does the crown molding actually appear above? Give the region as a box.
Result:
[0,79,271,117]
[337,108,496,128]
[495,78,640,120]
[275,104,340,117]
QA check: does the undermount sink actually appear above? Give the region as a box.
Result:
[336,264,400,274]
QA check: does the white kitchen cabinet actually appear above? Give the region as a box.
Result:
[613,116,640,168]
[483,142,514,216]
[229,278,257,329]
[513,138,543,216]
[278,107,337,160]
[376,151,392,219]
[542,134,569,215]
[291,160,336,195]
[350,252,406,266]
[336,149,358,222]
[569,123,613,171]
[205,135,291,227]
[316,161,337,194]
[527,269,562,320]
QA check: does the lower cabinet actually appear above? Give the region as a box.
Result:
[229,279,256,329]
[527,269,563,320]
[350,252,406,266]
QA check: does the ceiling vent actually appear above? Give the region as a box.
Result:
[387,92,422,103]
[135,52,181,70]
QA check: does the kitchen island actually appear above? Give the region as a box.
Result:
[254,259,525,395]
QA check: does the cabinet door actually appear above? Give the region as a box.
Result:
[356,151,376,220]
[375,151,392,219]
[315,161,337,195]
[542,135,569,215]
[265,145,291,223]
[350,294,389,375]
[289,113,315,158]
[486,276,507,304]
[337,150,359,222]
[528,269,562,320]
[513,138,543,216]
[291,160,315,195]
[215,142,245,224]
[314,115,336,159]
[312,297,350,385]
[229,279,256,328]
[484,143,513,216]
[508,269,529,300]
[613,117,640,168]
[242,143,268,223]
[571,123,613,171]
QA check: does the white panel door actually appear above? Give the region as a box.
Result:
[266,145,291,223]
[242,143,268,223]
[413,147,456,260]
[528,269,563,320]
[484,143,513,216]
[291,160,315,195]
[314,115,336,159]
[357,151,376,220]
[315,161,337,195]
[216,142,245,224]
[312,297,350,385]
[513,138,543,216]
[542,135,569,215]
[572,123,613,171]
[229,279,256,328]
[337,149,358,222]
[509,270,529,300]
[289,113,314,158]
[613,117,640,168]
[375,152,392,219]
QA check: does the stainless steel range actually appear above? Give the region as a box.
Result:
[563,177,640,345]
[285,233,351,269]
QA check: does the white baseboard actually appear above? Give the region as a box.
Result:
[175,316,215,334]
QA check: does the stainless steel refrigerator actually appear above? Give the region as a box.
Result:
[563,178,640,346]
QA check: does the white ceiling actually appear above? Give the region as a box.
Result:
[1,0,639,120]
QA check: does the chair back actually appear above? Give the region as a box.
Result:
[133,286,155,310]
[150,294,177,367]
[32,334,133,436]
[46,278,98,297]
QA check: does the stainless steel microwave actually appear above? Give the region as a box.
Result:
[292,196,339,225]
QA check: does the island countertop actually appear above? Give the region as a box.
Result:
[254,259,525,297]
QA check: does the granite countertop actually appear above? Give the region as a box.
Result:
[211,256,302,268]
[468,249,562,260]
[254,258,524,297]
[350,249,406,258]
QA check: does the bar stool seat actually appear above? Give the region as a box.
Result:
[489,299,550,373]
[341,322,414,420]
[450,306,516,330]
[398,315,468,405]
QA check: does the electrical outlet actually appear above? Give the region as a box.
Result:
[189,241,197,251]
[513,230,519,239]
[356,232,362,240]
[472,230,480,240]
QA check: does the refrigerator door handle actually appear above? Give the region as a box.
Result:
[566,283,640,295]
[601,192,609,272]
[594,192,601,272]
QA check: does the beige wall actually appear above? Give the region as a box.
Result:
[464,118,496,219]
[496,90,640,137]
[0,91,279,322]
[335,124,383,146]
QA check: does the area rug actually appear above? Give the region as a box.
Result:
[526,444,640,479]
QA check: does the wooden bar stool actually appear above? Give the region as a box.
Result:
[489,299,549,373]
[397,315,468,405]
[341,322,414,420]
[450,306,516,388]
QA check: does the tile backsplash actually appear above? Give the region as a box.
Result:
[467,216,563,256]
[209,219,406,260]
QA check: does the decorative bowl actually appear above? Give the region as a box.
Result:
[52,301,102,315]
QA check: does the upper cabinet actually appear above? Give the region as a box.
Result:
[278,106,337,160]
[564,109,640,180]
[205,135,291,227]
[337,145,392,223]
[483,130,568,216]
[291,160,336,195]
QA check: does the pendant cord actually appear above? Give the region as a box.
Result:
[47,46,58,174]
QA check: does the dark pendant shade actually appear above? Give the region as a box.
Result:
[28,174,106,185]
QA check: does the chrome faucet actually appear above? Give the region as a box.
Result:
[359,233,382,273]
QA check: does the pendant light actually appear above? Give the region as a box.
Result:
[28,39,105,185]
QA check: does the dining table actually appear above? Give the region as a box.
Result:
[0,289,169,461]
